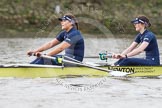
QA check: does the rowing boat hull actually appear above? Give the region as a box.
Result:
[108,66,162,77]
[0,64,162,78]
[0,67,108,78]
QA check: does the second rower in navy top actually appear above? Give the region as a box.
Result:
[112,15,160,66]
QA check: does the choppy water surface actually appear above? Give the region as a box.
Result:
[0,38,162,108]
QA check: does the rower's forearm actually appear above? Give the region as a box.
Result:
[35,42,53,52]
[35,46,47,52]
[127,49,142,57]
[121,48,132,55]
[47,48,63,56]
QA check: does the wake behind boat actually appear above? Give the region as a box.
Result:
[0,63,162,78]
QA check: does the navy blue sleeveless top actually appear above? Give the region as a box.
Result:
[56,27,84,62]
[134,30,160,64]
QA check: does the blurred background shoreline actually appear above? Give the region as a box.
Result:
[0,0,162,38]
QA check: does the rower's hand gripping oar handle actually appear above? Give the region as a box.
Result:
[28,52,42,57]
[30,53,63,65]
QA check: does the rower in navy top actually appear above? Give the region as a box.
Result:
[112,15,160,66]
[56,26,84,61]
[27,13,84,65]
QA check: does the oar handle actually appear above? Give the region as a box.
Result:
[29,52,42,57]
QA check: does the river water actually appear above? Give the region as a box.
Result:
[0,37,162,108]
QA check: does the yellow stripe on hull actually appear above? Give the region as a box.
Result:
[0,67,108,78]
[0,65,162,78]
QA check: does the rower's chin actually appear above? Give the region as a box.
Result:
[61,27,65,30]
[135,28,140,32]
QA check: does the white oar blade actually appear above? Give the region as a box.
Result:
[109,71,130,77]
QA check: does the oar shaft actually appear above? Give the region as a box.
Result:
[64,56,81,63]
[84,55,112,59]
[40,55,132,76]
[41,55,55,59]
[84,56,99,58]
[41,55,110,72]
